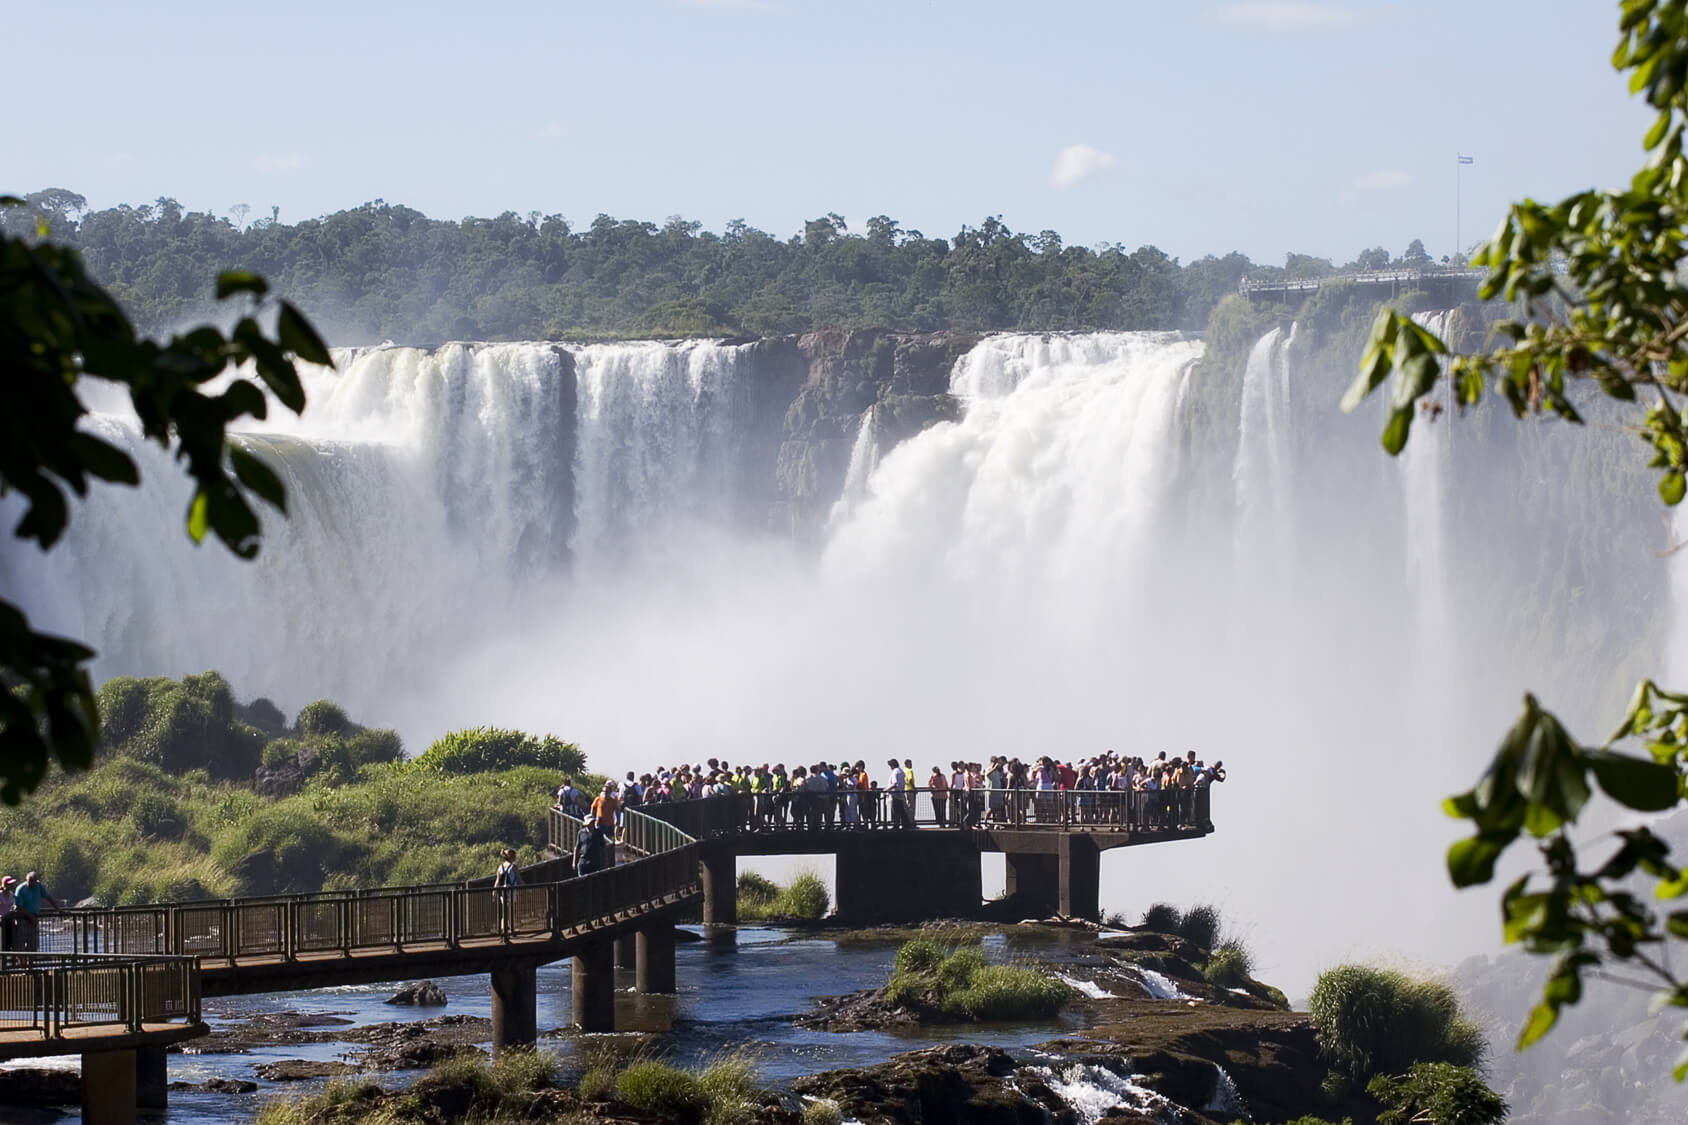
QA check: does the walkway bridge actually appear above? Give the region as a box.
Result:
[554,786,1215,928]
[0,808,700,1123]
[4,787,1213,1122]
[1240,267,1483,308]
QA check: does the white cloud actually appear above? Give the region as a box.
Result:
[1048,144,1119,190]
[252,152,306,172]
[536,122,566,141]
[1207,3,1371,31]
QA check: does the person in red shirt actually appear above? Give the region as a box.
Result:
[590,782,621,838]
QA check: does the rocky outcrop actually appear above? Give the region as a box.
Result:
[796,1044,1069,1125]
[385,980,448,1006]
[775,329,979,539]
[255,1059,359,1081]
[169,1078,260,1093]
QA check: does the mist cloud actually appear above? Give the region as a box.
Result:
[1206,3,1372,32]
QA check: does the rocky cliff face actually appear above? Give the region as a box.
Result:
[771,329,978,540]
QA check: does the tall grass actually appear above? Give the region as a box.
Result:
[884,939,1070,1021]
[1309,964,1487,1084]
[737,869,830,921]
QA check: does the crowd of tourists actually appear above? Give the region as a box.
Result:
[0,871,62,953]
[553,751,1224,838]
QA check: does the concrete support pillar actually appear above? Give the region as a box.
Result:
[1003,852,1060,917]
[135,1044,169,1110]
[700,850,736,925]
[835,836,984,923]
[636,923,677,994]
[1059,836,1101,922]
[572,940,616,1032]
[490,962,538,1050]
[81,1049,137,1125]
[615,933,637,970]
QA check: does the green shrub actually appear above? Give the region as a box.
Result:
[937,946,985,992]
[1309,965,1487,1084]
[489,1046,555,1093]
[414,1052,493,1097]
[413,727,586,775]
[944,964,1072,1021]
[1142,902,1182,934]
[1177,903,1222,950]
[261,738,302,769]
[296,699,352,738]
[803,1099,844,1125]
[1264,984,1290,1010]
[698,1053,759,1125]
[129,791,186,841]
[737,872,778,905]
[577,1065,616,1101]
[779,871,830,920]
[1202,939,1254,989]
[1368,1063,1507,1125]
[895,938,946,975]
[616,1061,708,1121]
[241,696,288,733]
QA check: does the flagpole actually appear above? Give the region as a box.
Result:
[1456,153,1462,263]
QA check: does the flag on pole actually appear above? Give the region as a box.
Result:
[1458,154,1474,164]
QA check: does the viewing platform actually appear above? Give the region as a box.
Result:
[1240,267,1484,308]
[554,787,1214,928]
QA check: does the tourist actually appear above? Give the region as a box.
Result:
[555,780,584,817]
[928,765,949,827]
[12,871,60,953]
[591,782,621,840]
[494,848,521,887]
[888,759,913,830]
[575,821,610,876]
[0,875,14,956]
[839,768,860,827]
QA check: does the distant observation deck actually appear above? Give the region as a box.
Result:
[1240,267,1485,308]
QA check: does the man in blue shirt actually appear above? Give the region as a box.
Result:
[13,871,61,952]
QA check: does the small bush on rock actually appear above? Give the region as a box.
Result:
[803,1098,844,1125]
[1142,902,1182,934]
[616,1061,708,1121]
[1177,903,1223,950]
[1202,939,1254,989]
[1309,964,1486,1084]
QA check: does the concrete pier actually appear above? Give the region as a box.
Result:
[571,941,615,1031]
[636,924,677,994]
[490,962,538,1050]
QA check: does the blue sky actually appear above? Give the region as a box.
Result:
[14,0,1648,264]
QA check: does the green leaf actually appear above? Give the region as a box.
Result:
[186,492,209,543]
[277,301,332,368]
[1587,748,1681,810]
[1518,1001,1559,1048]
[1381,407,1412,455]
[65,433,139,486]
[215,270,269,300]
[1449,831,1515,888]
[1661,470,1686,506]
[229,445,287,512]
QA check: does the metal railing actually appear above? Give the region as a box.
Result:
[555,786,1215,848]
[0,953,199,1038]
[1239,267,1484,295]
[36,809,700,966]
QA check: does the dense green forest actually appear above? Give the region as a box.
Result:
[0,671,594,904]
[4,188,1443,345]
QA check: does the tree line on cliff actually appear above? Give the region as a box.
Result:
[2,190,1437,346]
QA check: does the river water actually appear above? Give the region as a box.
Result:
[8,927,1104,1123]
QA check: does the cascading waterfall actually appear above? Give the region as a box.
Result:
[2,322,1660,994]
[1402,311,1453,653]
[824,332,1200,618]
[826,407,881,528]
[570,340,757,571]
[1233,323,1297,586]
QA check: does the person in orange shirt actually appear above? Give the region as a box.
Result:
[591,782,621,840]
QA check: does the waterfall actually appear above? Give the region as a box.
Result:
[1232,323,1297,585]
[824,332,1200,614]
[826,407,880,529]
[570,339,757,571]
[1402,311,1453,650]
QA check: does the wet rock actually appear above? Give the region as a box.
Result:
[796,987,924,1032]
[795,1043,1064,1125]
[385,980,448,1006]
[254,1059,359,1081]
[169,1078,260,1094]
[0,1067,80,1106]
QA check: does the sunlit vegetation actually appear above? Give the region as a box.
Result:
[883,938,1071,1021]
[3,189,1446,345]
[0,671,596,903]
